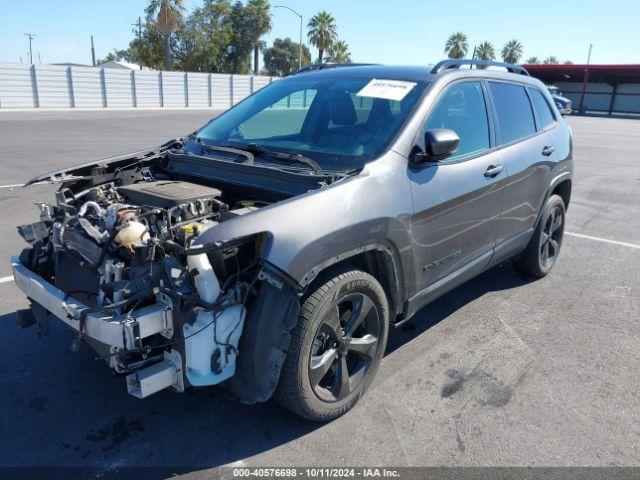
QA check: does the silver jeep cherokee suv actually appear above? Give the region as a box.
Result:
[13,60,573,421]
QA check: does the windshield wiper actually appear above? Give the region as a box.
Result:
[245,143,325,176]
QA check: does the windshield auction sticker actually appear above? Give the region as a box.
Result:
[357,79,417,101]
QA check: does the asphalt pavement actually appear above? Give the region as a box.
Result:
[0,110,638,476]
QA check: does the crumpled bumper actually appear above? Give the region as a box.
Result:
[11,255,184,398]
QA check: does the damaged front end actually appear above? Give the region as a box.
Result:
[14,152,300,402]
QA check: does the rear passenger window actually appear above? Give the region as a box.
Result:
[488,82,536,144]
[424,81,489,159]
[529,88,556,129]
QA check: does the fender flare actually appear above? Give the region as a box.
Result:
[533,171,572,231]
[297,240,406,319]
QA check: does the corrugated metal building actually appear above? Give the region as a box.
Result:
[525,64,640,115]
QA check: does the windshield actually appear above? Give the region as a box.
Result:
[190,74,428,172]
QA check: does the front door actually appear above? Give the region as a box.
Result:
[408,80,504,296]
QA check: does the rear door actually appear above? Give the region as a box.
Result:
[487,81,559,252]
[408,80,505,294]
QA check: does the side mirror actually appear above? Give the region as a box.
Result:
[415,128,460,162]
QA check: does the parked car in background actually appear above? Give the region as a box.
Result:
[13,60,573,421]
[548,85,572,115]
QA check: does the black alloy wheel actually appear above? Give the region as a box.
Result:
[275,269,389,421]
[309,292,381,403]
[513,194,566,278]
[540,205,564,268]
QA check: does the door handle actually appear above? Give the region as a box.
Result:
[542,146,556,156]
[484,165,504,177]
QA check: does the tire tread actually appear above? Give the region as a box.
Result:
[274,269,388,421]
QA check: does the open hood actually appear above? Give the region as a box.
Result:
[24,138,183,186]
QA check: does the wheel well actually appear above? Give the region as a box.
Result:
[305,250,402,321]
[552,179,572,209]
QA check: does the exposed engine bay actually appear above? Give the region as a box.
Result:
[14,151,304,400]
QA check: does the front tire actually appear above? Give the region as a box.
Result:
[513,194,566,278]
[275,269,389,421]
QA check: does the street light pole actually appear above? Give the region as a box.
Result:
[24,33,36,65]
[275,5,303,70]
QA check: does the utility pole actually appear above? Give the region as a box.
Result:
[275,5,304,71]
[132,17,143,70]
[91,35,96,66]
[578,44,594,115]
[37,52,42,64]
[24,33,36,65]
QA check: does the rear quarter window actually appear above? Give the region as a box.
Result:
[488,82,537,144]
[529,88,557,129]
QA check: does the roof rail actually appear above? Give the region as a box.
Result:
[294,63,379,74]
[431,59,530,76]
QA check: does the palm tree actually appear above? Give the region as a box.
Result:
[146,0,185,71]
[526,56,541,64]
[248,0,272,74]
[254,40,267,74]
[475,41,496,65]
[501,39,523,64]
[544,56,560,64]
[444,32,468,59]
[307,11,337,63]
[325,40,351,63]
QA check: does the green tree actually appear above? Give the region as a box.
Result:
[444,32,468,59]
[325,40,351,63]
[263,37,311,76]
[223,1,258,73]
[307,11,337,63]
[146,0,186,71]
[174,0,232,72]
[475,41,495,62]
[247,0,272,74]
[501,39,523,64]
[544,55,559,64]
[525,56,540,64]
[95,49,129,65]
[564,60,574,65]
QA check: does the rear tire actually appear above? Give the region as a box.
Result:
[513,194,566,278]
[275,269,389,421]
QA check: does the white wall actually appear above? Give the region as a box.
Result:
[0,63,276,109]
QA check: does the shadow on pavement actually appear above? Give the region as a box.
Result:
[386,261,530,354]
[0,261,530,475]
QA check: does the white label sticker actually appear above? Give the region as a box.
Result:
[356,79,417,101]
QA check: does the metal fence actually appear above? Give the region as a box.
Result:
[0,63,277,109]
[553,81,640,115]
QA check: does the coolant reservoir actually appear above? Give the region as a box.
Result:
[187,253,220,303]
[115,221,150,251]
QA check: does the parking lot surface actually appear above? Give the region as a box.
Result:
[0,111,638,475]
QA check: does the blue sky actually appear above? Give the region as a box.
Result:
[2,0,639,66]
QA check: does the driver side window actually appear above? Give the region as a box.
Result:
[232,89,318,141]
[423,81,490,159]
